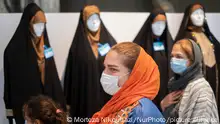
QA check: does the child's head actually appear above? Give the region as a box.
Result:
[23,95,67,124]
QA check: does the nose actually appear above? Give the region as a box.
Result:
[93,19,99,24]
[158,25,163,30]
[198,14,203,19]
[103,68,108,74]
[41,25,45,30]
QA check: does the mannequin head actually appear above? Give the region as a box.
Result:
[153,14,166,23]
[86,13,101,32]
[83,5,101,33]
[152,14,166,37]
[189,4,205,29]
[191,4,204,14]
[30,11,46,38]
[82,5,101,42]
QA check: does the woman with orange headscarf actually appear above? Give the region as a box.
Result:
[89,42,164,124]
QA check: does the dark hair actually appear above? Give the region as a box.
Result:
[23,95,67,124]
[110,42,141,71]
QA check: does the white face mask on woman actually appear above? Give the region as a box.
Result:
[190,8,205,27]
[100,72,129,95]
[33,23,45,37]
[86,14,101,32]
[151,21,166,37]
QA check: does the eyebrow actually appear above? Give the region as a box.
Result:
[173,51,184,55]
[107,64,119,68]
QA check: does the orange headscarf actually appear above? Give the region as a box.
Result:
[83,5,101,42]
[30,11,46,84]
[89,48,160,124]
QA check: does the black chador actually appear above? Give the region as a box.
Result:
[133,8,173,110]
[4,3,65,124]
[64,5,117,120]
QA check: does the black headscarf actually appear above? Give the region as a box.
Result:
[133,8,173,109]
[175,3,220,115]
[4,3,65,124]
[64,6,117,120]
[163,39,203,122]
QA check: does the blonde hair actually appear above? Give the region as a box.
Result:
[175,39,194,62]
[110,42,141,71]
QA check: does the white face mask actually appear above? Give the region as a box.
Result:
[100,72,121,95]
[151,21,166,37]
[33,23,45,37]
[190,8,205,27]
[86,14,101,32]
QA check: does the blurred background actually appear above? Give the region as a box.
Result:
[0,0,220,13]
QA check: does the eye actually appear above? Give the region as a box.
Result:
[171,53,185,59]
[103,64,106,69]
[175,54,184,59]
[170,55,174,58]
[110,68,118,73]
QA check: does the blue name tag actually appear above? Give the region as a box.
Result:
[98,43,111,56]
[44,45,54,59]
[153,41,165,51]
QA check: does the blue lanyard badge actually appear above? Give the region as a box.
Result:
[153,41,165,51]
[44,45,54,59]
[98,43,111,56]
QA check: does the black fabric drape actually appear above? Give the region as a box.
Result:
[4,3,65,124]
[175,3,220,117]
[64,10,117,120]
[133,8,173,110]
